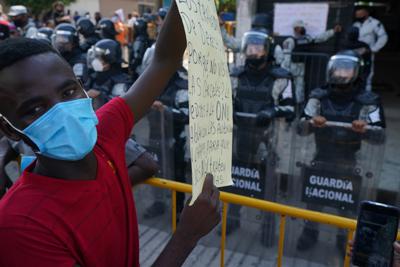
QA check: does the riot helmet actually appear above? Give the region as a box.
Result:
[52,23,79,55]
[35,27,54,44]
[241,31,271,69]
[87,39,122,72]
[251,13,272,34]
[327,50,363,93]
[77,18,96,37]
[98,18,117,39]
[158,8,168,20]
[134,18,148,37]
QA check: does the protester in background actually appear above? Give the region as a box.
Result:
[146,14,158,43]
[77,18,101,52]
[353,5,388,92]
[281,19,342,104]
[8,5,37,38]
[52,1,71,25]
[113,13,128,48]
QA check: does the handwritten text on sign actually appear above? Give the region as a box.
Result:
[176,0,233,205]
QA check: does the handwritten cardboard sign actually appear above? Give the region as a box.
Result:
[176,0,233,205]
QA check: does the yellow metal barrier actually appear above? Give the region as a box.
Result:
[143,178,397,267]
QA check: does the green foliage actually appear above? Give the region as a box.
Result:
[4,0,76,16]
[215,0,236,13]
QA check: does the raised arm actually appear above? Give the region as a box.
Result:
[122,1,187,123]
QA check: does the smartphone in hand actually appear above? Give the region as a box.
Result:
[353,201,400,267]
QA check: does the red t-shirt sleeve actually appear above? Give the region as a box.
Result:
[95,97,135,151]
[0,228,75,267]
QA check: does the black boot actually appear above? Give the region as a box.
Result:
[296,227,319,251]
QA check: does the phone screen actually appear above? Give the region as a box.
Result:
[354,208,399,267]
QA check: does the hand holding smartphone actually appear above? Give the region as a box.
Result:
[353,201,400,267]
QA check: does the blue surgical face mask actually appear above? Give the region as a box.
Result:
[1,97,98,161]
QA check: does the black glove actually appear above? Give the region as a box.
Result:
[256,108,276,127]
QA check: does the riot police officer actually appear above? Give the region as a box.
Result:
[52,23,88,83]
[296,50,385,251]
[129,18,151,80]
[281,20,342,104]
[227,31,295,241]
[85,39,131,105]
[98,18,117,40]
[77,17,101,52]
[144,66,189,219]
[34,27,53,44]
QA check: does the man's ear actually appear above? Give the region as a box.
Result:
[0,115,22,141]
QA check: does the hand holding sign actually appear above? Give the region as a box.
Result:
[177,174,221,245]
[176,0,233,205]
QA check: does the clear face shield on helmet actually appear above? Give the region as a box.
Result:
[327,55,361,89]
[241,31,270,68]
[52,30,74,54]
[87,46,109,72]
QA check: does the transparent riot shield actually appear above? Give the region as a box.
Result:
[220,111,280,249]
[287,120,385,216]
[281,119,386,265]
[132,108,175,179]
[132,108,175,225]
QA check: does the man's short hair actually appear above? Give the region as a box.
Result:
[0,38,60,71]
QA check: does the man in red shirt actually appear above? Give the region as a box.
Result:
[0,2,221,266]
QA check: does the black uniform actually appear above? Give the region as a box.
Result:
[77,18,101,52]
[85,68,131,106]
[233,65,295,161]
[301,87,385,163]
[129,19,151,80]
[65,48,88,82]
